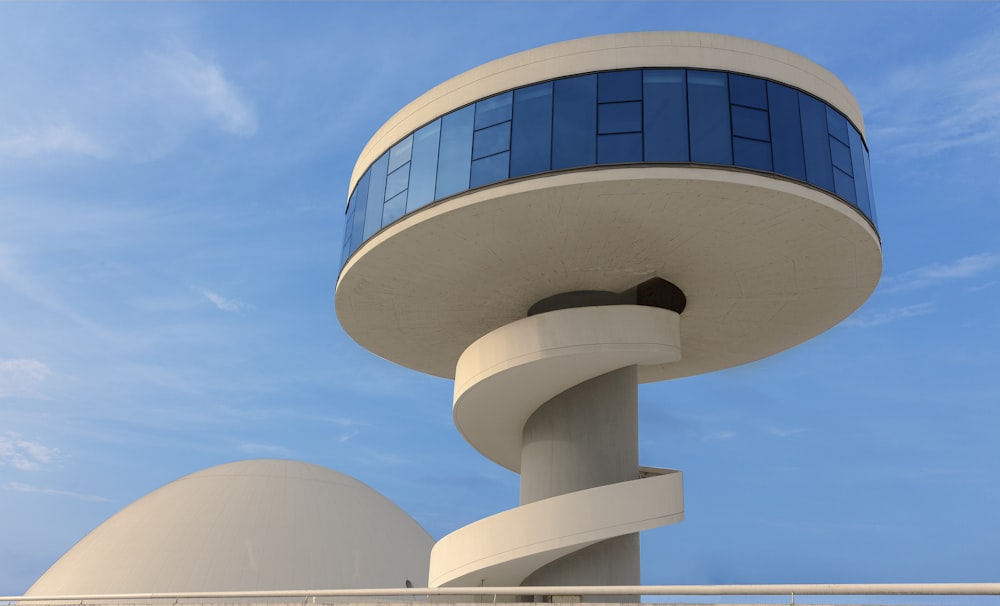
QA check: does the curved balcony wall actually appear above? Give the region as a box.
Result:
[340,68,877,271]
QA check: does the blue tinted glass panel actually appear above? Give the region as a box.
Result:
[388,135,412,173]
[599,102,642,134]
[599,70,642,102]
[848,127,871,219]
[826,106,850,143]
[511,82,553,177]
[408,120,441,212]
[688,70,732,164]
[643,69,688,162]
[864,148,877,226]
[350,171,370,252]
[382,191,407,225]
[799,93,834,190]
[830,137,853,175]
[363,154,388,240]
[767,82,805,181]
[598,133,642,164]
[340,241,354,268]
[729,74,767,109]
[470,151,510,188]
[475,92,513,130]
[473,121,511,159]
[385,164,409,200]
[435,105,474,199]
[342,208,354,252]
[553,74,597,169]
[731,105,770,141]
[733,137,772,171]
[833,167,856,204]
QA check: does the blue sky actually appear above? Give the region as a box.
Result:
[2,1,999,597]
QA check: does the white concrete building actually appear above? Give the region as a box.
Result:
[336,31,880,595]
[23,31,881,603]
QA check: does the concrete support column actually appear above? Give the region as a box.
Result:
[519,365,640,597]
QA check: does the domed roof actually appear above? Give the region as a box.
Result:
[26,460,433,597]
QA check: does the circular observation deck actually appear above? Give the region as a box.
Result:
[336,32,882,382]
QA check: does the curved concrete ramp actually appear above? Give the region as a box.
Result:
[429,468,683,588]
[431,305,685,588]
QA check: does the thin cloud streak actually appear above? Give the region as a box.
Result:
[0,124,107,160]
[151,47,258,138]
[3,482,109,503]
[868,30,1000,157]
[0,40,257,164]
[842,302,934,328]
[0,359,52,399]
[238,442,294,458]
[0,432,62,471]
[767,426,807,438]
[197,287,253,313]
[702,431,736,443]
[881,253,999,293]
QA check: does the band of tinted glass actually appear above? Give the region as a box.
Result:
[342,69,876,270]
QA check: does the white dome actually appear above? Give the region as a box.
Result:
[26,460,433,596]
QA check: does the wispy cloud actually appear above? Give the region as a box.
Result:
[868,31,1000,157]
[0,244,119,342]
[357,449,409,467]
[842,302,934,328]
[0,432,62,471]
[702,431,736,443]
[3,482,108,503]
[0,359,53,399]
[151,47,257,137]
[966,280,996,293]
[881,253,999,293]
[0,124,107,160]
[197,287,253,313]
[0,41,257,164]
[767,426,807,438]
[338,429,360,443]
[238,442,294,458]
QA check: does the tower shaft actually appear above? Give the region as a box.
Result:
[520,366,641,596]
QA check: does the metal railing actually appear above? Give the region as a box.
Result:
[5,583,1000,604]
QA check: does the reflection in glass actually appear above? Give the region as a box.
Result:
[473,122,511,159]
[848,128,870,218]
[408,120,441,213]
[364,154,388,240]
[388,135,413,173]
[767,82,805,181]
[829,138,853,175]
[864,147,877,227]
[350,171,370,253]
[599,70,642,103]
[553,74,597,169]
[598,133,642,164]
[383,191,407,225]
[471,152,510,188]
[826,106,849,144]
[731,105,769,141]
[643,69,688,162]
[729,74,767,109]
[436,105,474,199]
[833,167,856,204]
[733,137,772,171]
[688,70,732,164]
[799,93,834,190]
[385,164,409,201]
[511,82,553,177]
[599,102,642,134]
[343,68,879,271]
[475,92,513,130]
